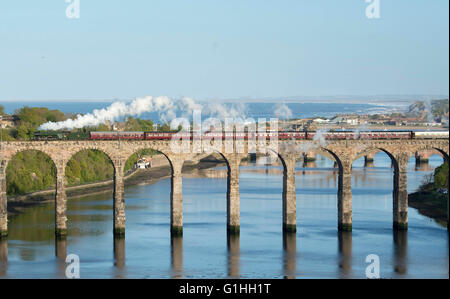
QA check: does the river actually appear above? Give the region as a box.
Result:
[0,153,448,278]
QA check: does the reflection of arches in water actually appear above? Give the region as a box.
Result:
[64,149,116,238]
[283,232,296,279]
[338,231,352,278]
[122,149,172,236]
[241,150,294,232]
[297,155,339,197]
[171,235,183,279]
[227,233,240,278]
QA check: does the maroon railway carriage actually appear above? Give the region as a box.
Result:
[145,131,177,140]
[89,130,414,141]
[90,131,145,140]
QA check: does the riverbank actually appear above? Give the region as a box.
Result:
[7,156,226,216]
[408,191,448,227]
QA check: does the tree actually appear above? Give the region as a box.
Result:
[0,105,4,115]
[434,162,449,189]
[124,117,154,131]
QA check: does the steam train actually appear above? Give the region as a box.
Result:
[33,130,449,141]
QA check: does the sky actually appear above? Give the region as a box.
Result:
[0,0,448,102]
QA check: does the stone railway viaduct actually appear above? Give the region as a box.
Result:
[0,138,448,238]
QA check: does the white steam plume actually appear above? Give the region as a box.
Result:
[274,103,292,119]
[38,96,250,131]
[38,96,181,130]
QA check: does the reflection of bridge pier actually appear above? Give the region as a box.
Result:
[55,238,67,259]
[393,230,408,275]
[283,232,297,279]
[227,233,240,278]
[55,238,67,278]
[0,239,7,277]
[114,237,125,268]
[302,161,317,169]
[171,235,183,279]
[338,231,352,278]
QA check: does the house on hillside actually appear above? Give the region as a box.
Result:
[0,114,19,128]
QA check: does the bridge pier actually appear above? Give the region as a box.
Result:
[171,159,183,236]
[338,164,352,231]
[113,159,126,237]
[393,156,408,230]
[364,153,375,163]
[55,161,68,238]
[415,151,431,165]
[303,152,316,162]
[364,153,375,167]
[0,161,7,238]
[283,156,297,233]
[226,155,241,234]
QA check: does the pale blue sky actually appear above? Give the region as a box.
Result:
[0,0,448,101]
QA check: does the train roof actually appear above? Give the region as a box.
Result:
[91,131,145,133]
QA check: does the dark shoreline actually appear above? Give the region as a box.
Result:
[7,158,225,217]
[408,191,448,227]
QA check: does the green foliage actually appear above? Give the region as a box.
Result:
[6,150,56,195]
[158,122,181,132]
[433,161,448,189]
[65,150,114,186]
[88,124,111,132]
[124,149,159,173]
[0,128,15,141]
[0,105,4,115]
[14,107,68,140]
[125,117,154,131]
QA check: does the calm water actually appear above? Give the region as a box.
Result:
[0,153,448,279]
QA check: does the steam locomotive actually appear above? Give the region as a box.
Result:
[33,130,449,141]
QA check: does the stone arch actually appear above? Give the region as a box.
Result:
[351,147,412,230]
[412,145,449,163]
[65,146,117,172]
[3,147,58,173]
[4,149,58,196]
[1,148,61,237]
[64,146,123,237]
[65,147,116,176]
[122,146,174,175]
[317,148,344,172]
[250,148,299,233]
[353,147,406,172]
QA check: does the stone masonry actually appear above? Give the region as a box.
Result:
[0,138,448,238]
